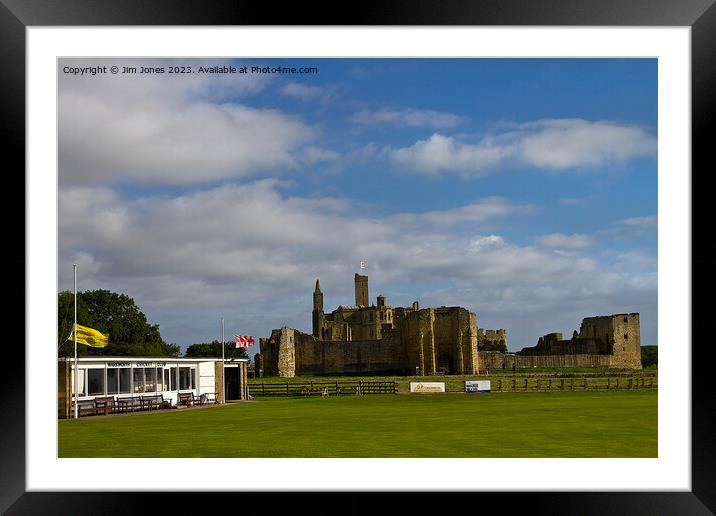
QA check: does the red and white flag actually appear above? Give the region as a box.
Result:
[234,334,255,347]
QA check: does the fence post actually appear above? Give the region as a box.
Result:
[549,379,552,390]
[286,382,289,397]
[262,383,265,396]
[498,379,502,391]
[608,378,611,390]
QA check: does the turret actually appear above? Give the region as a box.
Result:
[313,279,323,312]
[312,279,324,338]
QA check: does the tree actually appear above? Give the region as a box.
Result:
[58,289,180,357]
[641,345,658,368]
[185,340,249,359]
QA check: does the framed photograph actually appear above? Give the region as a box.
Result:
[9,0,711,513]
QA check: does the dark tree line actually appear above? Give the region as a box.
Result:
[58,289,180,357]
[185,341,249,359]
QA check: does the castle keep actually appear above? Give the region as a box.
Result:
[257,274,643,377]
[260,274,480,377]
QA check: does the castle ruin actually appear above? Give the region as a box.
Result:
[257,274,643,376]
[260,274,480,377]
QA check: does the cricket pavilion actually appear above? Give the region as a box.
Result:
[58,356,249,418]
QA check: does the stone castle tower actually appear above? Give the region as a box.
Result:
[354,273,369,307]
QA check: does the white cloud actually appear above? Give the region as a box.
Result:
[59,59,329,186]
[352,108,468,129]
[59,181,656,351]
[535,233,596,249]
[616,215,658,229]
[386,119,656,177]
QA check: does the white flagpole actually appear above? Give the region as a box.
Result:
[73,264,78,419]
[221,317,225,404]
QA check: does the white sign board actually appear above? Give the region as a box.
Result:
[465,380,491,393]
[410,382,445,393]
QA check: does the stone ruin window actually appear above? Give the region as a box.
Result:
[624,334,629,340]
[624,316,629,323]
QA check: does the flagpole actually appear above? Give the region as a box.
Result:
[221,317,225,404]
[73,264,78,419]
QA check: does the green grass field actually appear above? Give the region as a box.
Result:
[58,390,657,458]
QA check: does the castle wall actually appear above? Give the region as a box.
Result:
[296,334,404,375]
[477,328,508,353]
[478,351,614,370]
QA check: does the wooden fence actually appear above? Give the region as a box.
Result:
[452,376,657,393]
[249,380,398,397]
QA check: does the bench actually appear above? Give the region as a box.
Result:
[197,393,218,405]
[115,397,142,413]
[141,394,171,410]
[72,399,97,417]
[93,396,116,415]
[178,392,197,407]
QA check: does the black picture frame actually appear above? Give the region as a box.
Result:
[6,1,711,513]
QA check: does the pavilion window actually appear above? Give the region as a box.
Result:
[191,368,196,390]
[155,367,164,392]
[107,368,119,394]
[144,368,156,392]
[73,369,86,396]
[163,369,170,392]
[170,367,177,390]
[133,368,145,393]
[87,369,105,396]
[179,367,191,390]
[119,368,131,394]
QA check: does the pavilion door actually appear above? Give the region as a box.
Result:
[225,367,240,400]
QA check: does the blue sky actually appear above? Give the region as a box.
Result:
[58,58,657,355]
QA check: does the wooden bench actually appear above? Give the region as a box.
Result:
[115,397,142,413]
[141,394,171,410]
[72,399,97,417]
[93,396,116,415]
[178,392,197,407]
[197,393,218,405]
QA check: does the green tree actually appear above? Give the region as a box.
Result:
[641,345,658,368]
[58,289,180,357]
[185,340,249,359]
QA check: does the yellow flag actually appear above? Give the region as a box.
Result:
[72,324,109,348]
